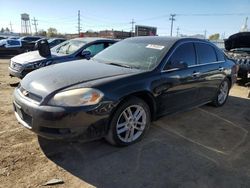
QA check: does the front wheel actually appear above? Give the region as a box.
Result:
[105,97,151,146]
[212,78,230,107]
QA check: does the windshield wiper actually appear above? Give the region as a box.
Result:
[108,62,133,69]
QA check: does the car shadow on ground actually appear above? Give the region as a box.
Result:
[38,96,250,188]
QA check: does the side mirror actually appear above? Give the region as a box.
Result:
[81,50,91,60]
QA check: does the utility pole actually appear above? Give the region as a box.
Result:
[32,17,38,35]
[77,10,82,36]
[9,21,13,33]
[130,18,135,36]
[169,14,176,37]
[176,27,180,37]
[222,32,225,39]
[204,30,207,39]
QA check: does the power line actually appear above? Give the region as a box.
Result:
[178,13,250,16]
[169,14,176,37]
[32,17,38,34]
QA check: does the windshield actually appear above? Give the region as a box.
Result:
[93,40,167,70]
[47,39,54,43]
[51,40,86,55]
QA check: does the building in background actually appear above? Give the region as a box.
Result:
[135,25,157,36]
[99,30,133,39]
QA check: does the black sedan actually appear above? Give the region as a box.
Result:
[9,37,117,78]
[13,36,237,146]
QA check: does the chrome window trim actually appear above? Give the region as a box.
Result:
[161,40,226,73]
[161,61,225,73]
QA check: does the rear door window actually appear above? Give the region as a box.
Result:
[215,48,225,61]
[195,43,217,64]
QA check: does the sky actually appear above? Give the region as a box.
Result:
[0,0,249,38]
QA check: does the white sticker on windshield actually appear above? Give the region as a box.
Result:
[146,44,165,50]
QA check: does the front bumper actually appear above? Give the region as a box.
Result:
[8,66,24,78]
[13,88,114,140]
[9,66,34,79]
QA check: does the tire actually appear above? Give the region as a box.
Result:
[212,78,230,107]
[105,97,151,146]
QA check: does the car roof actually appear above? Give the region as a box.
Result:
[71,37,117,43]
[124,36,208,45]
[49,38,66,40]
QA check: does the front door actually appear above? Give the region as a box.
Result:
[156,42,202,115]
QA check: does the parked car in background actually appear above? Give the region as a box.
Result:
[0,36,7,40]
[13,36,237,146]
[225,32,250,81]
[8,36,20,40]
[0,38,23,55]
[20,36,42,43]
[9,37,117,78]
[47,38,66,48]
[0,36,42,56]
[20,36,43,51]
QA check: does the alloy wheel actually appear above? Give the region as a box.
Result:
[116,105,147,143]
[218,80,229,105]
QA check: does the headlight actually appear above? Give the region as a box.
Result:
[10,60,23,71]
[48,88,104,107]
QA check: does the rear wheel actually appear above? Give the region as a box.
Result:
[105,97,151,146]
[212,78,230,107]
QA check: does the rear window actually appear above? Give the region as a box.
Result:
[195,43,217,64]
[215,48,225,61]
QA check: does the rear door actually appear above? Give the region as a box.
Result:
[194,42,225,102]
[157,42,202,115]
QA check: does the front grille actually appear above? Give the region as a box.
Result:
[22,110,32,126]
[19,87,43,103]
[13,102,32,127]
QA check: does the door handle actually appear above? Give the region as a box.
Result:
[192,72,201,77]
[218,67,224,71]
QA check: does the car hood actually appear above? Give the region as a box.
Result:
[225,32,250,51]
[11,51,61,64]
[21,59,141,98]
